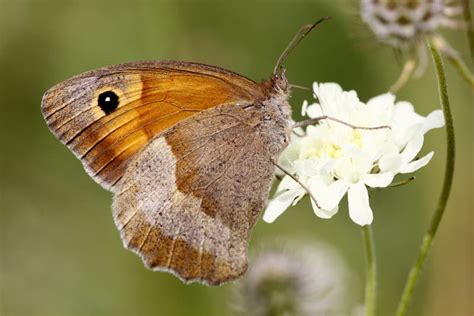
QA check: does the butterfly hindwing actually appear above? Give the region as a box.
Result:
[112,103,278,285]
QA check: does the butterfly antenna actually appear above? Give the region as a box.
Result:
[273,16,332,75]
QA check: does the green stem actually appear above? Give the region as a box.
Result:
[395,39,456,316]
[362,225,376,316]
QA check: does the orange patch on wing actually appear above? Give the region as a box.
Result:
[42,63,263,191]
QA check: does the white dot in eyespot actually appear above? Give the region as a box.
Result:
[105,96,111,102]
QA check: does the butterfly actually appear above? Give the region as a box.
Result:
[41,19,329,285]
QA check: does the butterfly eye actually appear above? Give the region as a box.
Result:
[98,91,119,114]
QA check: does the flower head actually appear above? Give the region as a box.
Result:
[361,0,463,47]
[264,82,444,226]
[234,242,349,316]
[359,0,469,91]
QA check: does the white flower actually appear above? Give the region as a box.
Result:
[264,82,444,226]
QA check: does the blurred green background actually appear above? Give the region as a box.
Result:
[1,0,472,315]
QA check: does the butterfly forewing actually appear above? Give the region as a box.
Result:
[41,61,264,191]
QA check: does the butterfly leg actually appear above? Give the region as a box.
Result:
[289,83,311,91]
[272,161,321,209]
[293,116,391,131]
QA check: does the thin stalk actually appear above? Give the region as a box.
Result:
[462,0,474,61]
[362,225,376,316]
[395,39,456,316]
[430,34,473,89]
[390,59,416,93]
[445,53,474,89]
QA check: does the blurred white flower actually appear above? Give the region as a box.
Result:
[234,242,350,316]
[359,0,470,92]
[360,0,463,47]
[264,82,444,226]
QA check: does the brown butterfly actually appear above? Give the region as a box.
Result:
[41,19,328,285]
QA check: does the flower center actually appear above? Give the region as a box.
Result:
[321,144,342,159]
[301,129,363,160]
[352,130,362,148]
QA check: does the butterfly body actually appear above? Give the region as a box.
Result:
[42,60,293,285]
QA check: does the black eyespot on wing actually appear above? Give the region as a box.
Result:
[98,91,119,115]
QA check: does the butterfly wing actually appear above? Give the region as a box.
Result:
[113,103,279,285]
[42,60,292,285]
[41,61,264,191]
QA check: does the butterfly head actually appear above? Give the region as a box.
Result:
[259,68,290,97]
[271,68,290,94]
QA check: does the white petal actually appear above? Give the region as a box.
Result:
[276,174,302,191]
[278,142,302,175]
[393,124,422,148]
[313,82,343,99]
[362,172,394,188]
[313,82,345,114]
[348,183,374,226]
[294,159,325,177]
[263,189,302,223]
[313,203,339,219]
[301,100,309,116]
[312,178,350,210]
[379,152,403,172]
[305,103,324,119]
[392,101,424,144]
[366,93,395,108]
[400,134,424,164]
[399,152,434,174]
[422,110,445,134]
[312,82,320,96]
[262,175,305,223]
[393,101,416,119]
